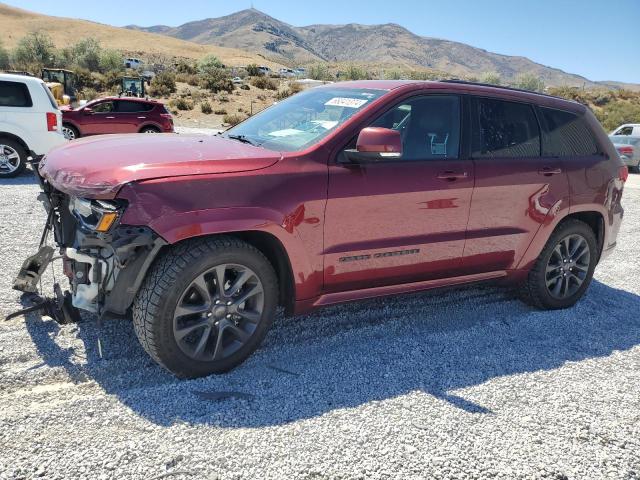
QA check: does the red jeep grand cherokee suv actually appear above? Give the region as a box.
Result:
[20,80,625,378]
[60,96,174,140]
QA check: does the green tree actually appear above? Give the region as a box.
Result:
[513,73,545,92]
[72,38,102,71]
[13,32,56,70]
[481,72,502,86]
[198,54,224,75]
[0,40,9,70]
[99,49,122,73]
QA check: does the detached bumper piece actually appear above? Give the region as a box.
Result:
[6,284,80,324]
[13,246,55,294]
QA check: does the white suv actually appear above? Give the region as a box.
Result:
[0,73,67,177]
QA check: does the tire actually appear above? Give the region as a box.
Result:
[0,138,27,178]
[140,126,160,133]
[132,236,278,378]
[519,219,597,310]
[62,124,79,141]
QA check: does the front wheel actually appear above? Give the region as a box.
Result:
[520,219,598,310]
[132,237,278,378]
[0,139,27,178]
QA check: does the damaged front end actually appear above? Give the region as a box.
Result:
[12,166,166,322]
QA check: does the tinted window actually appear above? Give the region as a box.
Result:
[0,81,33,107]
[541,107,598,156]
[371,95,461,160]
[91,101,114,113]
[116,101,153,113]
[616,126,633,136]
[473,98,540,158]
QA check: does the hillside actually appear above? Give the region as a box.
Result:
[130,8,610,88]
[0,3,283,68]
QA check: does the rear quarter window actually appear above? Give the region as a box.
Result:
[472,98,540,158]
[0,81,33,107]
[116,101,153,113]
[540,107,599,156]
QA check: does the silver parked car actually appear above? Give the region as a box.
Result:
[610,135,640,172]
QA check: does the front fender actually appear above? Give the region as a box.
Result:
[126,205,321,301]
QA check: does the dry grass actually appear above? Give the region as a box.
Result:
[0,3,283,68]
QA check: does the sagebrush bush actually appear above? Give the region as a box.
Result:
[223,113,245,126]
[250,76,277,90]
[240,84,250,90]
[214,108,227,115]
[149,72,177,97]
[172,97,193,110]
[200,101,213,114]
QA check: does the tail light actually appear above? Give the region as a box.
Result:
[46,112,58,132]
[617,145,633,156]
[619,166,629,182]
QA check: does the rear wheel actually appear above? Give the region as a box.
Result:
[140,126,160,133]
[0,139,27,178]
[62,124,79,141]
[132,236,278,378]
[520,219,597,310]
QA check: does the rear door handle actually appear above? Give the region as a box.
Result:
[437,171,468,181]
[105,116,115,119]
[538,167,562,176]
[137,116,146,119]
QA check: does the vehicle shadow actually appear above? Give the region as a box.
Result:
[0,170,38,186]
[22,279,640,428]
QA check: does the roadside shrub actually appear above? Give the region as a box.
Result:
[176,60,197,75]
[218,94,229,103]
[308,63,331,81]
[256,94,266,101]
[275,81,303,100]
[343,65,369,80]
[385,70,403,80]
[199,68,233,93]
[240,84,250,90]
[480,72,502,85]
[223,113,245,126]
[200,101,213,114]
[175,73,200,86]
[198,54,224,75]
[408,70,442,81]
[0,41,9,70]
[170,97,193,110]
[214,108,227,115]
[250,76,277,90]
[148,72,176,97]
[99,49,122,73]
[81,87,99,101]
[513,73,545,92]
[246,64,261,76]
[12,32,56,71]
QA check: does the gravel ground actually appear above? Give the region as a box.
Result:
[0,172,639,480]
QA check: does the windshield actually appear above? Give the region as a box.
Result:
[223,87,387,152]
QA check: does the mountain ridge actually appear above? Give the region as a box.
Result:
[128,8,636,89]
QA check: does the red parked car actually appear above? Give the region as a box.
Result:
[18,80,626,378]
[60,96,174,140]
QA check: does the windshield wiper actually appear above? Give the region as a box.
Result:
[226,134,256,146]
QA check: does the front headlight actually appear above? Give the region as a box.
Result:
[69,197,122,233]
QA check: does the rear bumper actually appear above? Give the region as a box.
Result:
[29,131,67,156]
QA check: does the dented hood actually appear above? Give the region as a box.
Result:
[39,134,282,198]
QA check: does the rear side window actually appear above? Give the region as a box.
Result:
[116,101,153,113]
[540,107,598,156]
[472,98,540,158]
[0,81,33,107]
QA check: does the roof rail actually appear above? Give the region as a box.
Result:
[440,79,564,101]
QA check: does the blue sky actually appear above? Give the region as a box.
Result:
[10,0,640,83]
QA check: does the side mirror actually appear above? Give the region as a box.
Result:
[342,127,402,163]
[83,107,93,115]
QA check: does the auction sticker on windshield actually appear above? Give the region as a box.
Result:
[325,97,369,108]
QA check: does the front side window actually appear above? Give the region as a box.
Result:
[116,101,152,113]
[0,81,33,107]
[371,95,461,160]
[91,101,114,113]
[615,126,633,136]
[223,87,386,152]
[541,107,598,156]
[472,98,540,158]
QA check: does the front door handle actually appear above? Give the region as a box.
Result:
[105,116,115,119]
[137,116,147,119]
[538,167,562,176]
[437,171,468,181]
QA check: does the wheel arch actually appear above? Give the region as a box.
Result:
[138,122,162,133]
[0,131,30,154]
